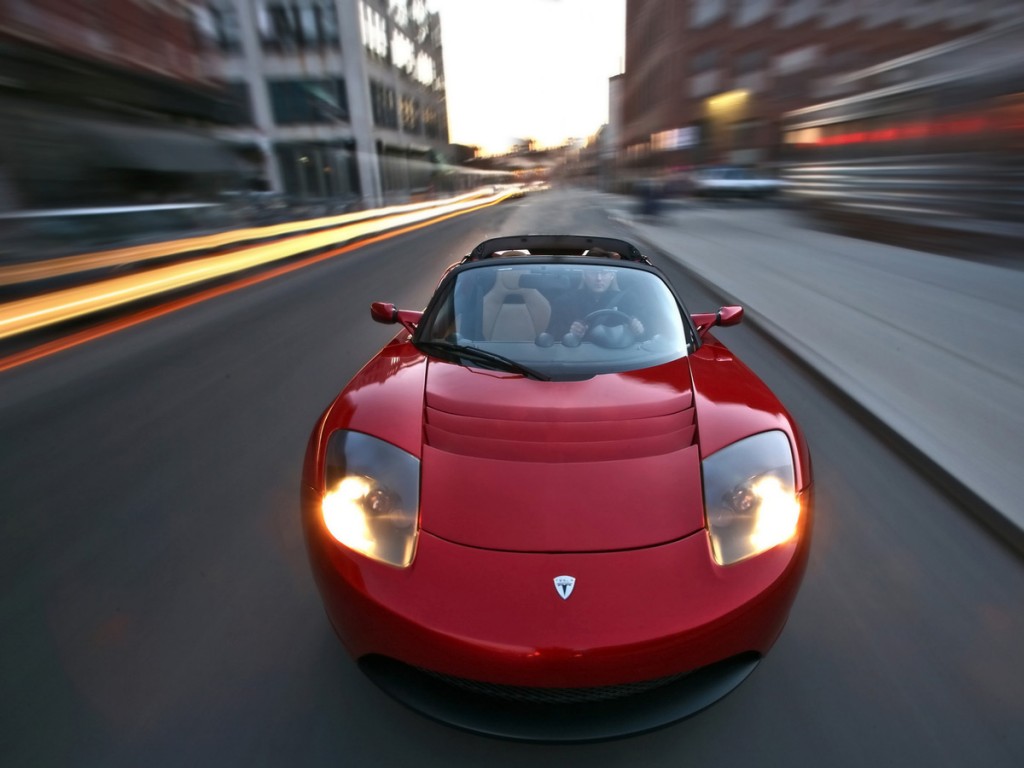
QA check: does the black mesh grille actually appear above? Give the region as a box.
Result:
[416,667,691,704]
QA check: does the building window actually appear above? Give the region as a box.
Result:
[737,0,773,27]
[691,0,726,29]
[690,70,721,98]
[259,1,341,52]
[415,51,436,87]
[737,50,765,74]
[692,48,719,73]
[423,106,443,139]
[269,79,349,125]
[391,28,415,74]
[193,4,243,53]
[362,2,389,59]
[224,82,255,125]
[275,142,359,200]
[400,95,421,133]
[779,0,818,29]
[370,80,398,129]
[410,0,428,24]
[389,0,409,28]
[775,45,820,76]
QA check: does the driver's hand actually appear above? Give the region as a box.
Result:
[629,317,644,335]
[570,320,587,337]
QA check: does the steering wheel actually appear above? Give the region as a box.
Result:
[583,309,633,328]
[581,309,637,348]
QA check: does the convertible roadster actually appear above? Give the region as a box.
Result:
[301,235,812,741]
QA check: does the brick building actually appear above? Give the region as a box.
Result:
[619,0,1019,172]
[0,0,242,210]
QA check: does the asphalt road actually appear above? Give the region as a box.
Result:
[1,188,1021,767]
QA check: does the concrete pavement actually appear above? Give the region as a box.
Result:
[613,196,1024,552]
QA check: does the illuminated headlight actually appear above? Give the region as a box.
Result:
[703,431,802,566]
[321,431,419,567]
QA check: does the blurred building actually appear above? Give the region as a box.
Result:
[620,0,1021,174]
[193,0,449,208]
[779,17,1024,246]
[592,73,624,190]
[0,0,244,211]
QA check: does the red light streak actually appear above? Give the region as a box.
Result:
[816,111,1001,147]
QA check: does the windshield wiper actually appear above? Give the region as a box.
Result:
[414,340,550,381]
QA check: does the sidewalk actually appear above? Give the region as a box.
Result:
[614,196,1024,551]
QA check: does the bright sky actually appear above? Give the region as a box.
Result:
[426,0,625,156]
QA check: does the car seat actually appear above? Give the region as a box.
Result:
[481,270,551,341]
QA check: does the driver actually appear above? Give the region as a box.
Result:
[547,266,646,344]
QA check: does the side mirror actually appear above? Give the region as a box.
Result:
[717,306,743,326]
[370,302,397,324]
[370,302,421,334]
[691,306,744,337]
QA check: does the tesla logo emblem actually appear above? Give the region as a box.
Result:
[553,575,576,600]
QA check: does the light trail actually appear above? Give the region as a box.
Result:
[0,189,495,287]
[0,191,509,342]
[0,191,511,372]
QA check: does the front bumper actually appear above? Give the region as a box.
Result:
[301,484,811,737]
[299,481,811,745]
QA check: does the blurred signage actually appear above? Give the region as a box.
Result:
[651,126,699,151]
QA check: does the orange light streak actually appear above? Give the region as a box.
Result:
[0,190,494,287]
[0,194,506,372]
[0,192,508,342]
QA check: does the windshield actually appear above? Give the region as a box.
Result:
[416,262,690,379]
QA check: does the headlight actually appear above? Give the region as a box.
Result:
[703,431,802,566]
[321,431,419,567]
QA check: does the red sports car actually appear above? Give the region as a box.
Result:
[301,235,812,741]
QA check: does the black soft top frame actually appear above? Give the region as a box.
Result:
[464,235,651,264]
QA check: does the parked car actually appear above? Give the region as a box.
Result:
[691,166,784,198]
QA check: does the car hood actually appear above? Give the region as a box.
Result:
[419,358,705,553]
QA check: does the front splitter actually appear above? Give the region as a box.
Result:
[360,653,759,743]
